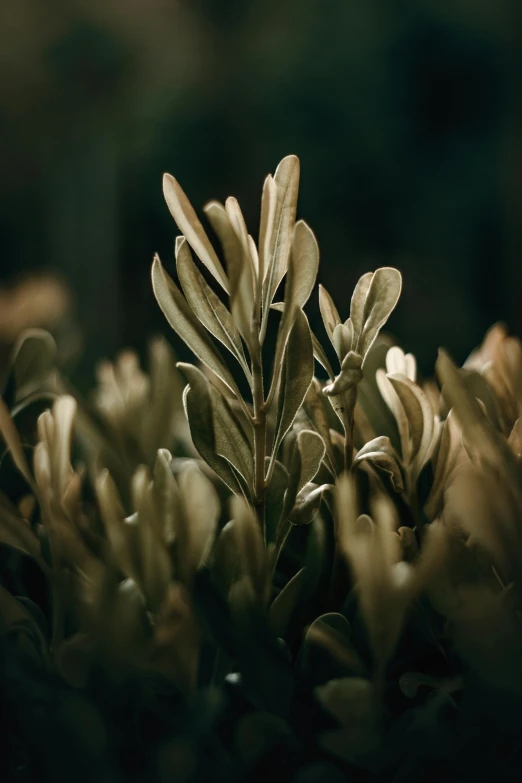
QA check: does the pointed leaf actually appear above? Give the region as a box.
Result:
[163,173,228,291]
[350,272,373,344]
[152,255,240,398]
[181,370,244,496]
[205,201,255,347]
[259,174,277,283]
[273,309,314,450]
[332,324,354,362]
[262,155,300,311]
[319,284,341,344]
[176,239,251,380]
[268,222,319,399]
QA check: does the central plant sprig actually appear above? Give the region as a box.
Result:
[151,155,407,555]
[152,156,321,540]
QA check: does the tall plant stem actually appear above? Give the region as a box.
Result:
[251,338,267,537]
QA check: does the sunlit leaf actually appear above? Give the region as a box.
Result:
[353,436,404,493]
[262,155,300,314]
[318,284,341,345]
[205,200,255,348]
[269,222,319,399]
[356,268,402,359]
[388,374,434,477]
[258,174,278,284]
[349,272,373,345]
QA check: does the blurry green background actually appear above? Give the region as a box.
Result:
[1,0,521,383]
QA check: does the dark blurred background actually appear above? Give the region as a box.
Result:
[1,0,522,386]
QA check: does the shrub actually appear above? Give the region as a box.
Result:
[1,156,521,782]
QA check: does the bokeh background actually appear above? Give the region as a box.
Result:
[1,0,521,386]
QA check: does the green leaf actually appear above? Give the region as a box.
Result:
[11,393,57,447]
[178,463,220,584]
[284,430,325,520]
[286,221,319,312]
[436,350,511,472]
[355,268,402,359]
[301,613,365,685]
[262,155,300,314]
[211,520,240,595]
[176,239,251,382]
[151,255,241,398]
[12,329,57,401]
[424,412,459,519]
[178,363,253,492]
[204,200,255,349]
[353,436,404,493]
[152,448,179,543]
[311,332,335,380]
[269,566,308,637]
[0,396,35,490]
[303,379,335,470]
[332,323,353,361]
[180,366,244,496]
[388,374,434,477]
[130,466,172,610]
[268,222,319,400]
[318,284,341,345]
[289,483,330,526]
[323,351,362,396]
[349,272,373,344]
[163,173,229,292]
[96,469,136,580]
[273,309,314,451]
[265,458,289,544]
[229,496,267,598]
[376,368,411,463]
[258,175,278,284]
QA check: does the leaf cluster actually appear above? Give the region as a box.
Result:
[0,159,521,782]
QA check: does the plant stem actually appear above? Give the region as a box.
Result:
[251,340,267,537]
[342,388,358,472]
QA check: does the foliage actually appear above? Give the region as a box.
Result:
[1,157,522,782]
